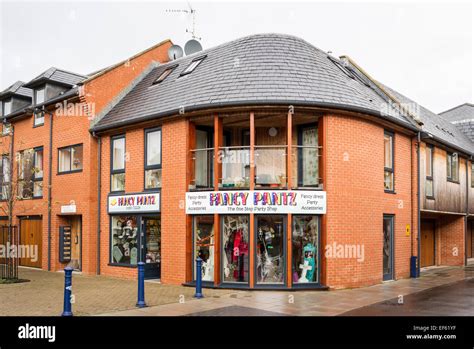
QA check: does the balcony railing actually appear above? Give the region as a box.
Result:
[218,146,250,189]
[190,148,214,190]
[190,144,322,191]
[255,145,287,188]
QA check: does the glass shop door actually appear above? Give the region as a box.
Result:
[142,217,161,279]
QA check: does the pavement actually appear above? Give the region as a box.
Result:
[0,267,233,316]
[341,277,474,316]
[101,264,474,316]
[0,263,472,316]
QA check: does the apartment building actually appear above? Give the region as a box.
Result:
[0,33,471,289]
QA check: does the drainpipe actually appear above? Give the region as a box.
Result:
[417,132,421,276]
[465,156,470,267]
[93,132,101,275]
[47,109,53,271]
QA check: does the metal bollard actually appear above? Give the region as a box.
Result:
[61,267,73,317]
[136,262,147,308]
[194,257,204,299]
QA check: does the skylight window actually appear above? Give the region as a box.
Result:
[153,66,177,85]
[180,56,206,76]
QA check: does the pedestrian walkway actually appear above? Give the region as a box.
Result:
[0,267,233,316]
[100,264,474,316]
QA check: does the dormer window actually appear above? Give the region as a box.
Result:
[180,56,206,76]
[3,99,12,116]
[153,66,177,85]
[35,88,45,105]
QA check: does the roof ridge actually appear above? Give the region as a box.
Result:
[439,102,474,115]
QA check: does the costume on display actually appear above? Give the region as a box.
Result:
[298,243,316,283]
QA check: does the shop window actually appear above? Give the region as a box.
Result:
[33,147,43,198]
[297,125,319,187]
[145,128,162,190]
[58,144,83,174]
[222,215,249,283]
[17,149,34,199]
[384,131,394,192]
[111,216,139,265]
[292,216,319,284]
[256,215,285,285]
[447,152,459,182]
[193,216,214,282]
[425,145,434,198]
[111,136,125,192]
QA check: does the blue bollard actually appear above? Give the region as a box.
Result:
[136,262,147,308]
[194,257,204,299]
[61,267,73,316]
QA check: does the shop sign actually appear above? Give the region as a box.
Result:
[185,190,326,214]
[108,192,160,214]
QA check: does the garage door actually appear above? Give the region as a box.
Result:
[420,219,435,267]
[19,217,42,268]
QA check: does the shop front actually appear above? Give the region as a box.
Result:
[187,190,325,289]
[108,192,161,279]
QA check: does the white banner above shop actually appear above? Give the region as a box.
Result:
[108,192,161,214]
[186,190,326,215]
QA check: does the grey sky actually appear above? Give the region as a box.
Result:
[0,0,472,113]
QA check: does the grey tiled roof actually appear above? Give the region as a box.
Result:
[0,81,33,99]
[24,67,87,88]
[440,103,474,121]
[382,86,474,154]
[93,33,416,131]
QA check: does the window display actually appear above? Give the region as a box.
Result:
[292,216,319,283]
[222,215,249,283]
[111,216,138,265]
[144,218,161,266]
[256,215,285,284]
[194,216,214,281]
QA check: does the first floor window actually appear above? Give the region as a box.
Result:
[471,162,474,188]
[292,216,319,283]
[17,149,34,199]
[0,155,9,200]
[447,152,459,182]
[384,131,394,191]
[222,215,249,283]
[111,136,125,191]
[145,128,162,189]
[59,144,83,173]
[426,145,434,198]
[298,126,319,187]
[34,112,45,127]
[33,147,43,197]
[111,216,138,265]
[193,215,214,281]
[256,215,285,284]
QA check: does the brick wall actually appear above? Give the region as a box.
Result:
[438,215,465,266]
[0,39,172,274]
[323,113,415,288]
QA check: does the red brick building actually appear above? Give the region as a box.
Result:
[0,34,471,289]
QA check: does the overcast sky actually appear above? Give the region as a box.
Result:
[0,0,472,113]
